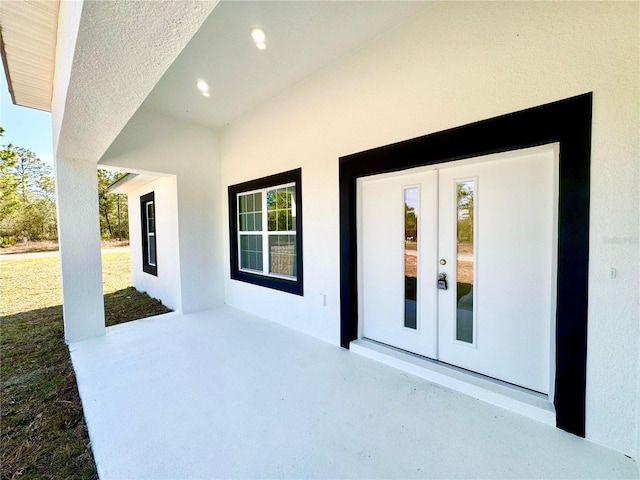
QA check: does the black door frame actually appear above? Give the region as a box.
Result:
[339,93,592,437]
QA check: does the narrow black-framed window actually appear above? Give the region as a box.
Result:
[229,168,303,295]
[141,191,157,276]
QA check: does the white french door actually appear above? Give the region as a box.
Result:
[359,146,557,394]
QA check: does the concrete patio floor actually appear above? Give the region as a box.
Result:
[69,307,638,479]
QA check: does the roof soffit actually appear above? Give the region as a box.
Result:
[0,0,60,111]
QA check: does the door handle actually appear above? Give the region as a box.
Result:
[438,272,448,290]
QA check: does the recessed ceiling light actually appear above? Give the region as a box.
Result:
[196,79,209,93]
[201,91,210,97]
[250,27,266,43]
[250,27,266,49]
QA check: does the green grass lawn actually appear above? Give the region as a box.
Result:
[1,252,131,317]
[1,252,172,479]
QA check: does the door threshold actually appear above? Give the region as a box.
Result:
[350,338,556,426]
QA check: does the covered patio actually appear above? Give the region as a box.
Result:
[70,308,637,479]
[2,0,639,471]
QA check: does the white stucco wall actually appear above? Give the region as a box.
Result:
[100,113,223,313]
[219,2,639,456]
[127,177,182,312]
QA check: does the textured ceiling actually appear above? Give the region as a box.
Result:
[55,0,217,162]
[52,0,426,163]
[141,1,427,129]
[0,0,59,111]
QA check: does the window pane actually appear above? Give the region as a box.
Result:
[239,192,262,225]
[264,188,294,232]
[456,180,474,343]
[404,187,418,329]
[146,202,155,233]
[268,211,276,231]
[148,235,156,267]
[277,210,287,231]
[238,192,262,213]
[255,213,262,231]
[267,190,276,211]
[239,194,249,214]
[239,234,263,272]
[269,234,296,277]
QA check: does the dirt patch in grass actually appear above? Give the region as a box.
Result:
[0,240,129,255]
[1,252,171,479]
[0,240,60,255]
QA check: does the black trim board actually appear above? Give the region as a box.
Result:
[228,168,303,296]
[339,93,592,437]
[140,191,157,276]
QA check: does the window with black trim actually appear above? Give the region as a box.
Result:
[141,191,157,276]
[228,168,303,295]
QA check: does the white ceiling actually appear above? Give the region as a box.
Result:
[108,173,163,195]
[56,0,216,163]
[141,1,427,129]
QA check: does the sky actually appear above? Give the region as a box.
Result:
[0,68,55,169]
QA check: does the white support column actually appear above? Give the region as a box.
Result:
[55,157,105,342]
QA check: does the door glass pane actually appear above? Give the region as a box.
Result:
[404,187,418,329]
[456,180,474,343]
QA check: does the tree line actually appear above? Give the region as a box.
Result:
[0,127,129,246]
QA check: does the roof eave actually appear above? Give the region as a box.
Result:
[0,0,59,112]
